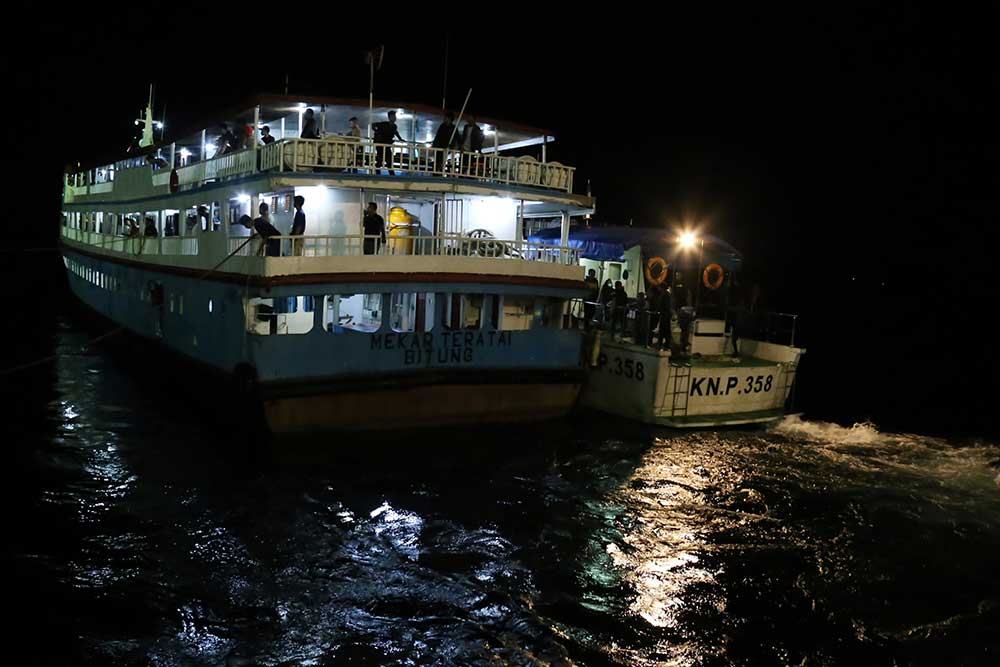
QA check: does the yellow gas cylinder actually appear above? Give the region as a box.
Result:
[387,206,415,255]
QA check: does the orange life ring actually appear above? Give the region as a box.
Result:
[644,256,669,286]
[702,263,725,290]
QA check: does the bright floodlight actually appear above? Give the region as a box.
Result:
[679,232,697,249]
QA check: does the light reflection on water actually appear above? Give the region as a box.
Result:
[6,321,1000,666]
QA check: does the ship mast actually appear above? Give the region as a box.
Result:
[136,84,154,148]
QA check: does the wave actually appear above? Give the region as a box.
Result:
[771,414,883,444]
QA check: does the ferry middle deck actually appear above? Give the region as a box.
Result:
[58,95,596,434]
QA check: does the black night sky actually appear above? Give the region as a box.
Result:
[7,4,1000,435]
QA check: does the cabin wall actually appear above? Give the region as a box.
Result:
[466,197,518,238]
[293,185,362,237]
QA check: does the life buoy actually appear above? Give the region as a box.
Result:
[644,257,669,286]
[702,263,725,290]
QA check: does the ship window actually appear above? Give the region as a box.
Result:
[163,210,181,237]
[208,299,214,313]
[500,296,535,331]
[323,294,382,333]
[540,298,569,329]
[389,292,435,333]
[246,296,314,335]
[210,202,222,231]
[144,213,159,237]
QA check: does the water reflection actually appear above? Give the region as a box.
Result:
[8,305,1000,665]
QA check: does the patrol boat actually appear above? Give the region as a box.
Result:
[60,94,594,433]
[528,226,804,427]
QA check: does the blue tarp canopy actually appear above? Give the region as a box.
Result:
[528,226,743,270]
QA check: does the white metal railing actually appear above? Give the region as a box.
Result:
[61,227,199,257]
[62,226,578,266]
[259,137,574,192]
[66,138,576,196]
[227,233,580,265]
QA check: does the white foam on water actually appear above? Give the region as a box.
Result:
[770,415,1000,502]
[772,414,882,444]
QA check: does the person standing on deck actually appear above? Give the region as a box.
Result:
[583,268,599,329]
[611,281,628,334]
[373,110,403,171]
[432,112,457,172]
[634,292,649,345]
[215,125,234,157]
[291,195,306,256]
[460,117,484,173]
[656,285,673,350]
[363,203,386,255]
[346,117,363,140]
[300,108,320,139]
[346,117,363,169]
[260,125,276,145]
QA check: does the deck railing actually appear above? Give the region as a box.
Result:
[61,226,579,267]
[61,227,199,256]
[161,138,575,194]
[227,233,581,265]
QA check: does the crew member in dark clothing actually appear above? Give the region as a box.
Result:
[432,112,457,172]
[215,125,234,157]
[634,292,649,345]
[237,213,281,257]
[373,110,404,170]
[598,279,614,325]
[300,108,319,139]
[583,268,599,329]
[362,202,386,255]
[460,117,485,173]
[260,125,276,144]
[656,285,673,350]
[611,281,628,333]
[291,195,306,255]
[461,117,484,152]
[432,112,456,149]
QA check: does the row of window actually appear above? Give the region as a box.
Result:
[63,256,569,338]
[63,206,224,238]
[249,293,568,336]
[63,191,296,239]
[64,257,121,292]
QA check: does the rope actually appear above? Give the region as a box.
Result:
[0,236,257,377]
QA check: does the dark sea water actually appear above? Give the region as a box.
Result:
[5,257,1000,666]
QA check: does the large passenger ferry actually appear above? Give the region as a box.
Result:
[60,95,594,433]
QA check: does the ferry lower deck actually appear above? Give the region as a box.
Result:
[61,242,587,433]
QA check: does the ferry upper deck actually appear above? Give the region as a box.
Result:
[60,95,594,287]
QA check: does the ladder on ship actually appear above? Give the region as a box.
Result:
[665,361,692,417]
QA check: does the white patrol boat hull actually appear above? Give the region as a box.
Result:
[581,333,804,428]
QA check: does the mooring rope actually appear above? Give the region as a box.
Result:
[0,236,258,376]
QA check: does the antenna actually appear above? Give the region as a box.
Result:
[284,73,289,95]
[442,33,449,110]
[448,88,472,147]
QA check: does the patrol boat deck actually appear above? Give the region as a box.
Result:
[529,226,805,428]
